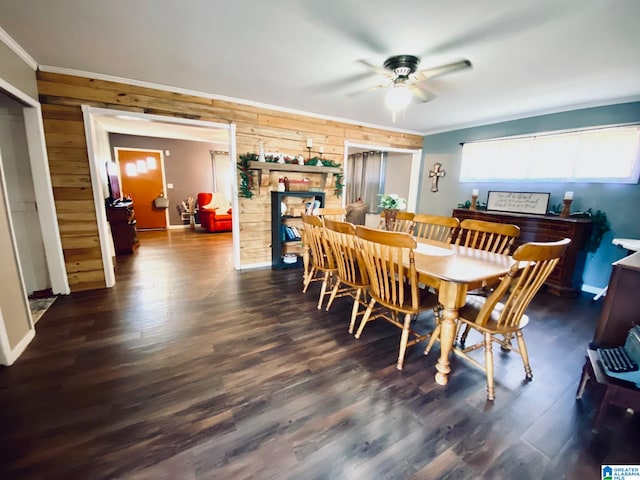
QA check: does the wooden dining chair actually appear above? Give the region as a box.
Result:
[454,218,520,254]
[412,213,460,243]
[316,207,347,222]
[379,210,415,233]
[426,238,571,400]
[354,225,439,370]
[301,213,337,309]
[323,219,370,333]
[453,218,522,346]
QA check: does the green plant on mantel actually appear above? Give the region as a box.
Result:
[239,151,344,198]
[258,154,342,168]
[457,200,487,210]
[237,153,257,198]
[334,172,344,198]
[308,156,342,168]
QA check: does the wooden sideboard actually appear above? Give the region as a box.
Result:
[452,208,593,297]
[592,251,640,347]
[106,201,139,254]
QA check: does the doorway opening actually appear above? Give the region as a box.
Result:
[83,106,239,287]
[108,134,232,230]
[0,80,69,363]
[0,90,69,301]
[343,141,422,227]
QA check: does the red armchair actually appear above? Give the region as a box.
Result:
[197,192,232,232]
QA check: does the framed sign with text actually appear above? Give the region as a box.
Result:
[486,191,550,215]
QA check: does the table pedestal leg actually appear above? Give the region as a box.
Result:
[435,308,457,385]
[435,282,466,386]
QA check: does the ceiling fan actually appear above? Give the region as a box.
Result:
[350,54,472,118]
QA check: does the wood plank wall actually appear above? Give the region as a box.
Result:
[37,71,423,291]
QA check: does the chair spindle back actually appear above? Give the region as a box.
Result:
[301,213,334,270]
[412,214,460,243]
[355,225,419,311]
[477,238,571,330]
[323,219,367,287]
[379,210,415,233]
[317,207,347,222]
[455,219,520,254]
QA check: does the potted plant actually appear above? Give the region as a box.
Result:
[378,193,407,231]
[571,208,610,253]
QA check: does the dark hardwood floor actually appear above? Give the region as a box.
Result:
[1,229,638,479]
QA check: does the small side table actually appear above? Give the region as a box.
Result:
[592,238,640,301]
[576,349,640,431]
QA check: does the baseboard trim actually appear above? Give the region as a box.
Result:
[0,307,35,366]
[239,262,271,270]
[5,329,35,366]
[28,288,54,299]
[581,284,604,295]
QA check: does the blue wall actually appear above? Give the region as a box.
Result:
[419,101,640,291]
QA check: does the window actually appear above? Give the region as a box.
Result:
[460,125,640,183]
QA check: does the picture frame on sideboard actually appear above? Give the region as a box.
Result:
[486,191,550,215]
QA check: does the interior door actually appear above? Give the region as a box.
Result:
[116,149,166,229]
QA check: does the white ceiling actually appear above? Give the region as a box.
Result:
[1,0,639,134]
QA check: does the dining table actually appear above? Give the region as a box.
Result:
[410,239,517,385]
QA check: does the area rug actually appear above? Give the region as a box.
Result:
[29,297,57,324]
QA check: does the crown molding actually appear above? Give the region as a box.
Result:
[0,27,38,70]
[38,65,424,137]
[421,96,640,136]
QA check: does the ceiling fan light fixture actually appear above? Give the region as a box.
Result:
[353,53,471,121]
[385,84,412,113]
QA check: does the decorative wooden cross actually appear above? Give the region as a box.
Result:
[428,162,446,192]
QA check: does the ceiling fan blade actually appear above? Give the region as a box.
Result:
[346,82,391,97]
[409,85,436,103]
[301,0,389,54]
[310,71,379,93]
[355,59,394,78]
[413,59,472,81]
[426,7,559,56]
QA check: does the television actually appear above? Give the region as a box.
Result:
[106,161,122,204]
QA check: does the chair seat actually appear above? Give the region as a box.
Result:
[211,210,232,221]
[459,295,530,333]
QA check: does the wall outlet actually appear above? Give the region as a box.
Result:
[167,183,174,189]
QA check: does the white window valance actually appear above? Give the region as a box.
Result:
[460,124,640,183]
